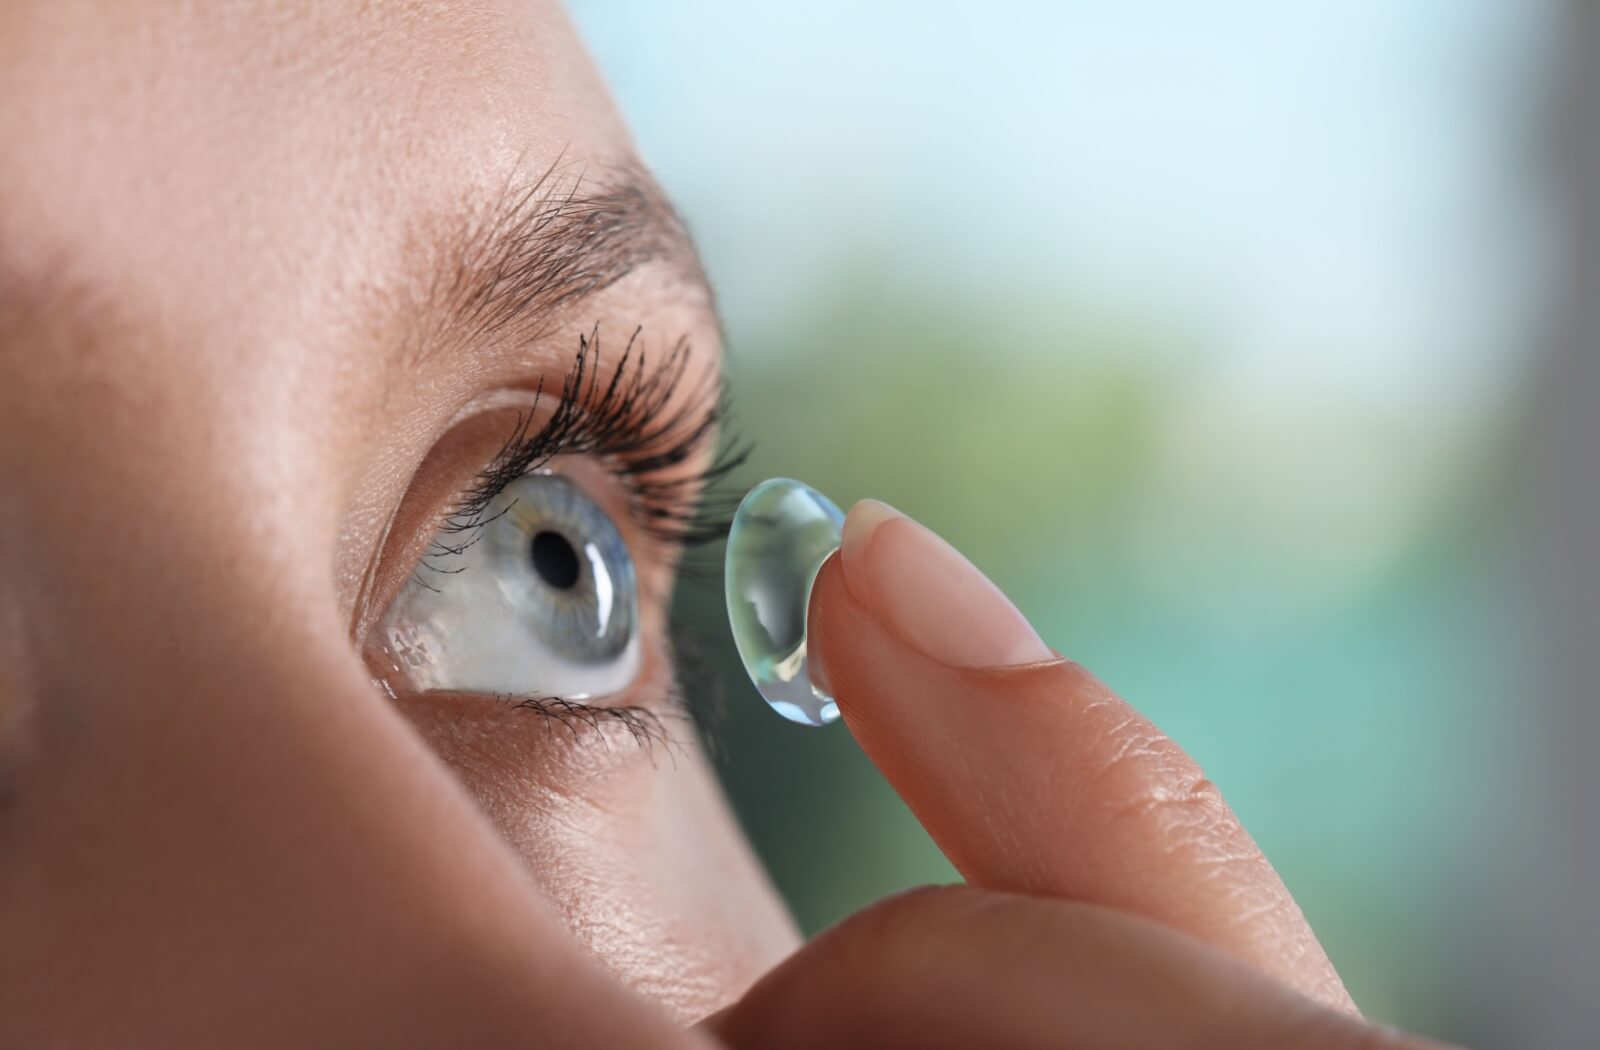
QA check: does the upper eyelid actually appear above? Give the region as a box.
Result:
[376,323,742,640]
[442,325,742,557]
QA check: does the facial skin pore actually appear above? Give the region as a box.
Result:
[0,0,795,1038]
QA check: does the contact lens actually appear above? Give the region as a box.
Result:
[725,478,845,726]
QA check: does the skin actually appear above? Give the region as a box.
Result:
[0,0,793,1037]
[0,3,1455,1047]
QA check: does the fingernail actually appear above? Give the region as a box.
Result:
[839,499,1054,669]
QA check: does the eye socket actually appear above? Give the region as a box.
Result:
[375,472,641,700]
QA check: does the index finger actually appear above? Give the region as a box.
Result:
[807,500,1354,1010]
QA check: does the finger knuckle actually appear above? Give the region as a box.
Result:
[1100,761,1240,845]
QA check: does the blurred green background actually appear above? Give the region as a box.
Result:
[572,3,1558,1044]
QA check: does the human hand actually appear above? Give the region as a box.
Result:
[705,500,1456,1049]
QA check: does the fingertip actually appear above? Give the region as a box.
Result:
[833,499,1053,670]
[839,499,903,588]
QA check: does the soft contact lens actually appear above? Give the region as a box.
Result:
[725,478,844,726]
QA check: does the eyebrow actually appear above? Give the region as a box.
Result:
[420,162,713,362]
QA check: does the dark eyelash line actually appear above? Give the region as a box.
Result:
[436,325,747,561]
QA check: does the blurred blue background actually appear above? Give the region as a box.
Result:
[572,4,1564,1044]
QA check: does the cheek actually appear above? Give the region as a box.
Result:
[524,751,799,1020]
[393,697,800,1022]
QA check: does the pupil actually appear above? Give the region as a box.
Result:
[531,530,581,590]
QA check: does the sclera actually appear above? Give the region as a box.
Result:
[724,478,844,726]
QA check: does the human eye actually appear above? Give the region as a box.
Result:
[379,470,641,699]
[365,330,739,723]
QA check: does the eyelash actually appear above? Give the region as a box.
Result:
[433,325,743,562]
[419,326,744,744]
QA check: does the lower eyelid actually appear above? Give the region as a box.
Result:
[509,696,687,752]
[388,689,692,777]
[509,633,693,750]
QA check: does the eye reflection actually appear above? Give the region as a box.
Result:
[376,472,641,700]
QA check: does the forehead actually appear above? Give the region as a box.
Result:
[0,2,725,503]
[0,0,644,366]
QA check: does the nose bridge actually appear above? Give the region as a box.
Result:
[1,468,355,788]
[0,328,357,738]
[0,409,622,1047]
[0,382,391,923]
